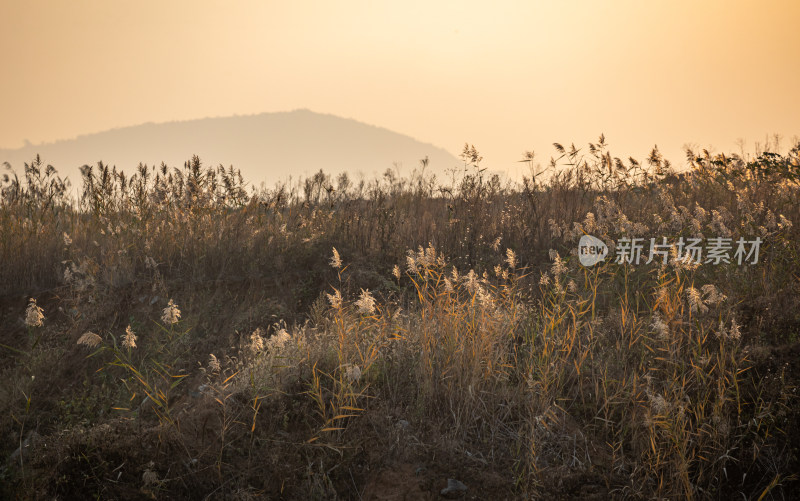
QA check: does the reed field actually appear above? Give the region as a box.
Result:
[1,139,799,499]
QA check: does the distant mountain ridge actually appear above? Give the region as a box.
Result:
[0,110,460,187]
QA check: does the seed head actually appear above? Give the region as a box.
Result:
[25,298,44,327]
[406,253,418,274]
[77,331,102,348]
[505,248,517,268]
[464,270,479,293]
[443,277,455,293]
[326,289,343,309]
[567,279,577,293]
[729,317,741,340]
[651,313,670,340]
[208,353,221,373]
[161,299,181,325]
[693,203,707,222]
[476,285,493,307]
[249,328,265,353]
[355,289,376,315]
[551,254,567,276]
[716,319,728,340]
[267,328,290,351]
[345,364,362,383]
[701,284,726,306]
[647,391,669,414]
[548,219,563,238]
[123,325,137,349]
[491,236,502,251]
[686,287,708,314]
[329,247,342,269]
[709,210,732,238]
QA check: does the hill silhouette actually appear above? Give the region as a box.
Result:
[1,110,460,187]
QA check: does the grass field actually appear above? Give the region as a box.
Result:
[1,140,799,499]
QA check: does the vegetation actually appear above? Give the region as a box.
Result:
[1,138,799,499]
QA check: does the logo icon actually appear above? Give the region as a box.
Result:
[578,235,608,267]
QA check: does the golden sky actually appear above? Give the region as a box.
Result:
[1,0,798,178]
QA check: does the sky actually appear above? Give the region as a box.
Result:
[1,0,798,179]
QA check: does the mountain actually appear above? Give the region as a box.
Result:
[0,110,460,188]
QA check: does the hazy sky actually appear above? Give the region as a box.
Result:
[1,0,798,178]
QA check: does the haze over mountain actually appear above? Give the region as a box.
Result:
[0,110,461,188]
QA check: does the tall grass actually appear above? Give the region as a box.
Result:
[1,140,798,498]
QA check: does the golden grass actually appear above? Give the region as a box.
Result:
[1,143,799,498]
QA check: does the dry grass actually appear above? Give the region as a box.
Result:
[1,140,799,498]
